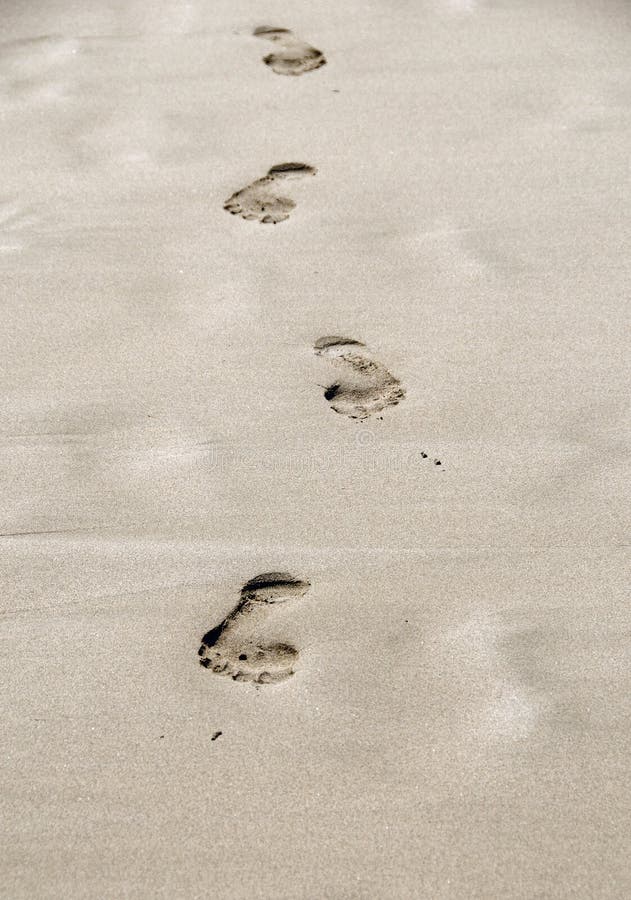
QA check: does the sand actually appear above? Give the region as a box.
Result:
[1,1,630,897]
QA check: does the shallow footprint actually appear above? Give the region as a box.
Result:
[223,163,316,224]
[198,573,311,684]
[253,26,326,76]
[314,336,406,419]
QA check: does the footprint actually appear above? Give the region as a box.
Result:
[314,336,406,419]
[223,163,316,225]
[223,163,316,224]
[253,26,326,76]
[198,573,311,684]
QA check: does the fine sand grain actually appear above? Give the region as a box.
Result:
[1,1,630,898]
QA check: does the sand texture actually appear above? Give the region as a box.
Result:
[1,1,630,897]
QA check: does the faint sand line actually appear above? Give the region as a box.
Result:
[1,532,627,553]
[0,526,105,538]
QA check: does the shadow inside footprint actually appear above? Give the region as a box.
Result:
[314,336,406,419]
[223,163,316,224]
[198,572,311,684]
[253,26,326,76]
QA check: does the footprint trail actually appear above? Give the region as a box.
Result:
[253,27,326,76]
[224,162,316,224]
[198,573,311,684]
[314,336,406,419]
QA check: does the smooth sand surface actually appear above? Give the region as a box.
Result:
[1,1,630,897]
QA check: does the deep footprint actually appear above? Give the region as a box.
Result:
[223,163,316,224]
[314,336,406,419]
[198,573,311,684]
[253,26,326,76]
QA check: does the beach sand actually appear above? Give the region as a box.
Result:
[1,1,630,897]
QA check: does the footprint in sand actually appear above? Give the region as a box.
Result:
[253,26,326,76]
[198,573,311,684]
[223,163,316,224]
[315,336,406,420]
